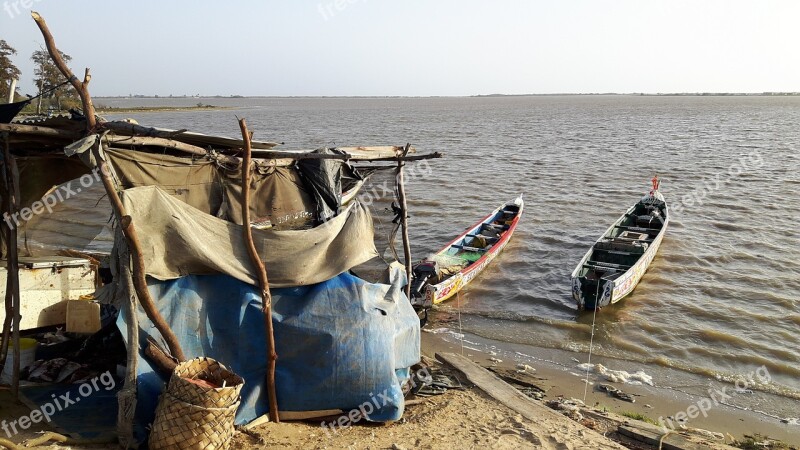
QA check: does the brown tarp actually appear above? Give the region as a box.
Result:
[105,149,316,228]
[120,185,378,287]
[105,148,224,216]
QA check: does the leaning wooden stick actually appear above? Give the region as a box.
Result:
[396,143,413,300]
[97,152,186,362]
[31,11,185,362]
[238,118,280,423]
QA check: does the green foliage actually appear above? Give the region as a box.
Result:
[619,411,658,425]
[31,48,78,110]
[733,434,792,450]
[0,40,22,100]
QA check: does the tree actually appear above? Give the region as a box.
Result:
[0,40,22,101]
[31,48,78,110]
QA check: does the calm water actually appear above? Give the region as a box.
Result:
[101,95,800,405]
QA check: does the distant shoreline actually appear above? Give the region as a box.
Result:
[92,92,800,99]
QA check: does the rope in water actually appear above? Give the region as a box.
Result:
[582,278,602,403]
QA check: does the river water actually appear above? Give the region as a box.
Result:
[101,95,800,419]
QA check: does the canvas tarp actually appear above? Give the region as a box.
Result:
[105,148,225,216]
[220,161,316,229]
[18,180,113,256]
[120,185,378,287]
[118,268,419,442]
[105,148,317,229]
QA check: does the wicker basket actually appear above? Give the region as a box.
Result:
[168,358,244,408]
[149,358,244,450]
[149,393,240,450]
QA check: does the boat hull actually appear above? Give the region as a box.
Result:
[424,197,523,305]
[571,192,668,311]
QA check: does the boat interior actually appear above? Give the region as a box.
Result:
[430,202,520,280]
[576,198,666,305]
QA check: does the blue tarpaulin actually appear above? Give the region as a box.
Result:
[117,268,419,441]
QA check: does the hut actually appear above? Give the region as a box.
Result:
[0,12,440,447]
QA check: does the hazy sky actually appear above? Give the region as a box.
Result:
[1,1,798,96]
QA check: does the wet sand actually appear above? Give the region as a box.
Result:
[421,328,800,447]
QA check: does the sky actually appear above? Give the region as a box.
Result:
[1,0,799,96]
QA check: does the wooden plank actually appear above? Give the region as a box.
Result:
[618,424,725,450]
[436,352,626,449]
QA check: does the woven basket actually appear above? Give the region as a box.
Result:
[149,357,244,450]
[149,392,240,450]
[168,358,244,408]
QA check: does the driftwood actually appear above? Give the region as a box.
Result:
[238,118,280,423]
[0,123,81,139]
[31,12,97,130]
[396,144,413,300]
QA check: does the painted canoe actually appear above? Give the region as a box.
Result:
[571,177,668,311]
[409,196,524,309]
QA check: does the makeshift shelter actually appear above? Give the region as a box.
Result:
[0,111,440,445]
[0,13,442,448]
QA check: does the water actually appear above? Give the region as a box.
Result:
[101,95,800,409]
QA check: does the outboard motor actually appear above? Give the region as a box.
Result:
[409,260,438,309]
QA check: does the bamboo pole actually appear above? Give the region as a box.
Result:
[238,118,279,423]
[396,143,413,300]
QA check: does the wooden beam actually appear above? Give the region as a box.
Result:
[103,135,239,165]
[437,352,626,449]
[102,121,280,150]
[0,123,80,139]
[238,118,279,423]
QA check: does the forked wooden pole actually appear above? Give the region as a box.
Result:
[31,11,97,130]
[30,11,184,361]
[396,143,413,300]
[238,118,279,423]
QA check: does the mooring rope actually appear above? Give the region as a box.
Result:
[582,277,602,403]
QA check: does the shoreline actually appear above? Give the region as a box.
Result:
[420,327,800,447]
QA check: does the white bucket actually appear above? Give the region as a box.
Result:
[0,338,38,385]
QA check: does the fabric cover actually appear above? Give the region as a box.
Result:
[105,148,224,216]
[221,162,316,229]
[105,149,317,229]
[297,147,346,223]
[117,269,420,440]
[18,180,113,256]
[120,185,378,287]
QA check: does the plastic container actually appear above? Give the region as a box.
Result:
[0,338,38,385]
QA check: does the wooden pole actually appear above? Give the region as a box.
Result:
[238,118,279,423]
[0,133,12,385]
[396,143,413,300]
[1,132,21,398]
[31,11,97,130]
[30,11,184,361]
[94,148,185,362]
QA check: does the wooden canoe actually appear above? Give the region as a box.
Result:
[409,196,524,308]
[571,177,668,311]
